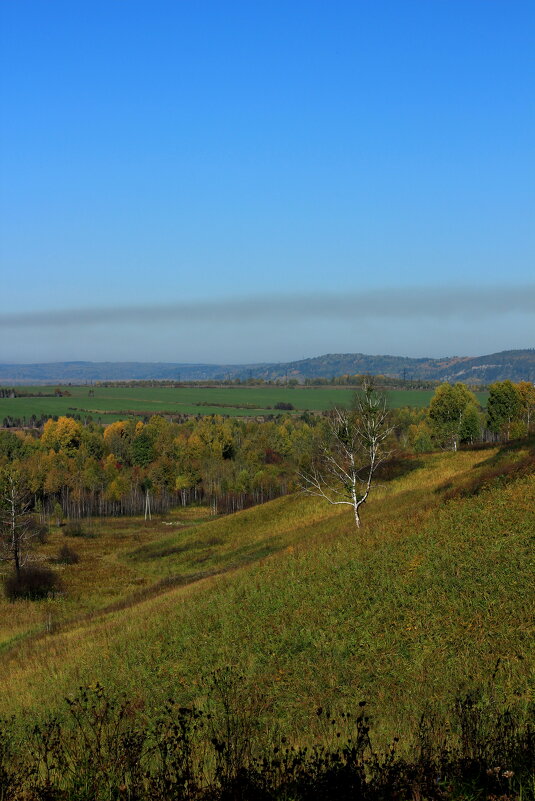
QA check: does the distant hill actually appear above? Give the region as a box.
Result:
[0,361,237,384]
[261,349,535,383]
[0,349,534,384]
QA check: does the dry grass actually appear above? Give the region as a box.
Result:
[0,507,212,648]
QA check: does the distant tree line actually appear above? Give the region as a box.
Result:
[86,375,444,389]
[303,374,443,389]
[0,388,60,399]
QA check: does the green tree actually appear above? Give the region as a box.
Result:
[132,428,156,467]
[0,431,29,464]
[517,381,535,433]
[487,381,522,440]
[53,501,64,527]
[103,420,136,464]
[410,421,434,453]
[459,403,482,444]
[428,383,477,451]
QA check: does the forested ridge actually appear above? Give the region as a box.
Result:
[1,348,534,383]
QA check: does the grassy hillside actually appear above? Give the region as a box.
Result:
[1,444,533,755]
[0,507,214,651]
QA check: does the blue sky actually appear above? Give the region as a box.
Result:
[1,0,534,363]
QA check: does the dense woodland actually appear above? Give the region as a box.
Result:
[0,380,533,522]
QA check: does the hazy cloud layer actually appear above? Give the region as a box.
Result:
[2,286,535,329]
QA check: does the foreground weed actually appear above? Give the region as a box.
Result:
[0,684,533,800]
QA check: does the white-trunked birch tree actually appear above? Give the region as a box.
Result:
[0,467,33,577]
[299,382,394,528]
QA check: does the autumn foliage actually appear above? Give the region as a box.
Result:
[0,379,532,524]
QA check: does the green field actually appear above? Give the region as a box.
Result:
[0,384,489,423]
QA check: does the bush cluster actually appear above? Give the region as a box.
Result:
[26,518,49,544]
[63,521,85,537]
[4,565,62,601]
[55,544,80,564]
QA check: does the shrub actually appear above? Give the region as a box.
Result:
[53,501,64,526]
[26,518,49,544]
[64,521,85,537]
[56,544,80,564]
[4,565,63,601]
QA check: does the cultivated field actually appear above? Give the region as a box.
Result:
[0,384,490,424]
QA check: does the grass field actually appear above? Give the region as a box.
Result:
[1,442,532,755]
[0,384,490,423]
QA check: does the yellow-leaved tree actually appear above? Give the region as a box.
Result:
[41,417,82,453]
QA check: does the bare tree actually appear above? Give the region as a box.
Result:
[0,468,34,576]
[299,382,394,528]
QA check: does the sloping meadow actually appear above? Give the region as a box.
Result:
[1,445,532,758]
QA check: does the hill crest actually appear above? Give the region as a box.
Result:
[0,349,534,383]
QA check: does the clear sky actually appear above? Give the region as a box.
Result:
[1,0,534,364]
